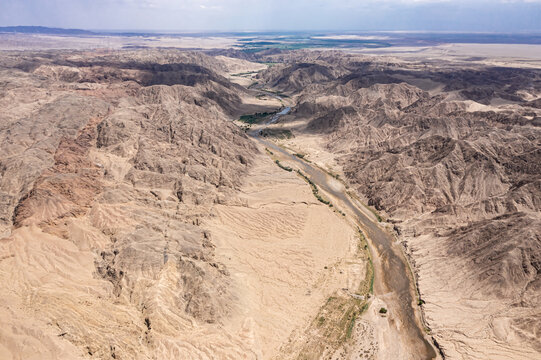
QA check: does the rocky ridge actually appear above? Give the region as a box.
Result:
[255,51,541,358]
[0,50,258,359]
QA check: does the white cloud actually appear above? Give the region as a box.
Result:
[108,0,541,8]
[2,0,540,31]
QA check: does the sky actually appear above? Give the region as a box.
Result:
[0,0,540,32]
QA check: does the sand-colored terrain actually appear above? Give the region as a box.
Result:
[0,50,266,359]
[0,33,240,50]
[356,43,541,69]
[0,49,384,359]
[207,151,358,358]
[249,49,540,359]
[1,40,540,360]
[0,142,363,360]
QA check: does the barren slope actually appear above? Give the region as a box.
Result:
[2,47,540,360]
[0,50,261,359]
[0,49,378,360]
[254,51,541,359]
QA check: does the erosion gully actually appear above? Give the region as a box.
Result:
[248,107,438,359]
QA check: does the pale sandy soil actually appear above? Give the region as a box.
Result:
[228,74,258,87]
[236,93,283,118]
[249,110,344,178]
[0,224,261,359]
[261,117,380,224]
[2,52,366,359]
[1,43,537,359]
[266,95,540,359]
[206,148,364,358]
[217,56,267,72]
[0,33,239,50]
[282,131,343,176]
[279,130,526,358]
[406,232,540,360]
[355,43,541,68]
[0,142,362,360]
[0,132,423,359]
[215,55,268,87]
[255,134,434,359]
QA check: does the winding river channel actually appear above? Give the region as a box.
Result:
[250,107,438,359]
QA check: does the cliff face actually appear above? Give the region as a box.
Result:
[258,52,541,358]
[0,50,258,359]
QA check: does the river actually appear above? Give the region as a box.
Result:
[250,108,438,359]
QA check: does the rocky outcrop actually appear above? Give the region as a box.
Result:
[0,50,258,359]
[268,52,541,358]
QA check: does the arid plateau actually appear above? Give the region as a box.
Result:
[0,36,540,360]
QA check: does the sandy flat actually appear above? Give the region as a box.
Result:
[355,43,541,68]
[0,33,239,50]
[206,150,357,358]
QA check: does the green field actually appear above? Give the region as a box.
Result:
[238,111,275,124]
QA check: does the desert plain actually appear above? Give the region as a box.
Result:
[0,32,540,360]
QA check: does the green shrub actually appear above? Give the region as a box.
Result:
[275,160,293,172]
[260,128,294,139]
[296,170,332,205]
[238,111,276,124]
[346,312,357,339]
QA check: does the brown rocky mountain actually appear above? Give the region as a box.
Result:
[0,47,539,360]
[0,50,261,359]
[255,51,541,358]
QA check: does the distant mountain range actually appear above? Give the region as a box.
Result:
[0,26,95,35]
[1,26,540,46]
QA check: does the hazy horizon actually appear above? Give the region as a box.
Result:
[1,0,541,33]
[4,27,541,35]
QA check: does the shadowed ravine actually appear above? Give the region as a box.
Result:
[251,110,438,359]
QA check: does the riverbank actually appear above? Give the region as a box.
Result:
[234,100,438,359]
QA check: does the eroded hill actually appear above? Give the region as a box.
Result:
[253,50,541,359]
[0,50,265,359]
[1,47,540,360]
